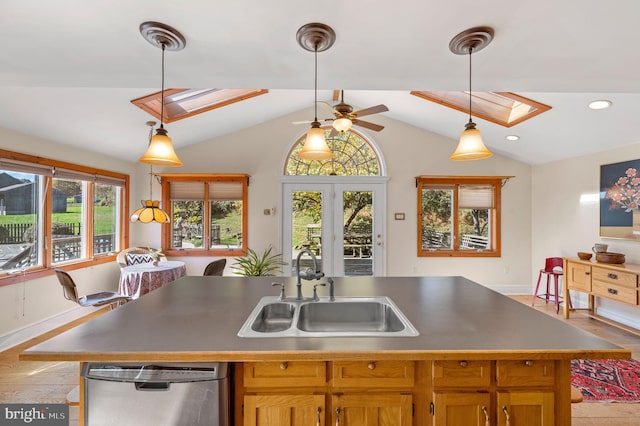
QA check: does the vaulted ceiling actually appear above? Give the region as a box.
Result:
[1,0,639,165]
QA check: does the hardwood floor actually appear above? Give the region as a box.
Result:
[0,296,638,425]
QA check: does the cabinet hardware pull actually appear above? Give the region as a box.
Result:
[335,407,341,426]
[481,405,490,426]
[316,407,321,426]
[502,406,511,426]
[608,288,618,295]
[608,273,618,279]
[525,360,534,367]
[459,360,468,367]
[280,362,288,370]
[585,271,590,275]
[368,362,376,370]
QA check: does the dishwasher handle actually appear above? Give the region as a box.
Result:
[135,381,170,391]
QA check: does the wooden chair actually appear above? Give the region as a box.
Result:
[532,257,570,313]
[203,259,226,276]
[55,269,130,309]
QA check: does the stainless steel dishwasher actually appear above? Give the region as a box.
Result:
[82,362,229,426]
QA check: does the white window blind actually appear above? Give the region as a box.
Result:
[170,181,205,200]
[458,185,494,209]
[0,159,53,176]
[209,181,243,201]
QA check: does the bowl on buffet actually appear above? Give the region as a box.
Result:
[577,252,592,260]
[595,252,625,264]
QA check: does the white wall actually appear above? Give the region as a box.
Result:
[532,143,640,329]
[158,108,534,292]
[0,128,135,337]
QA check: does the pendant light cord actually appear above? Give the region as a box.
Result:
[160,43,166,130]
[468,47,473,124]
[313,43,318,121]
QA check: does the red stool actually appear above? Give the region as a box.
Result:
[532,257,570,313]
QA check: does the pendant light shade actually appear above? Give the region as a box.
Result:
[299,121,333,160]
[450,120,493,161]
[138,21,185,167]
[131,121,171,223]
[449,27,494,161]
[130,200,170,223]
[296,23,336,161]
[139,126,183,166]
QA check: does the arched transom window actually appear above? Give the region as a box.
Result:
[284,128,382,176]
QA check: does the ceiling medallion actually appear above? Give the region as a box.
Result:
[449,26,494,55]
[296,23,336,53]
[139,21,186,51]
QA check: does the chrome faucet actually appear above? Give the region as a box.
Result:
[295,249,324,300]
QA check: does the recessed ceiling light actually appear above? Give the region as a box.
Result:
[505,135,520,141]
[588,100,612,110]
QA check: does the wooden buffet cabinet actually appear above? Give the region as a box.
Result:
[564,258,640,334]
[236,358,558,425]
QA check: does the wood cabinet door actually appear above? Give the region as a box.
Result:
[432,392,490,426]
[244,394,325,426]
[496,391,554,426]
[566,262,591,292]
[332,393,412,426]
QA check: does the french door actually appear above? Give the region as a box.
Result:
[282,177,387,277]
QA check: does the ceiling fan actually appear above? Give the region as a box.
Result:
[294,90,389,134]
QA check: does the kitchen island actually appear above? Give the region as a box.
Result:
[21,276,630,425]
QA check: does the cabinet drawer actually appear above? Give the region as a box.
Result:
[332,360,414,388]
[496,360,555,387]
[567,262,592,292]
[432,360,491,388]
[244,361,326,387]
[592,280,638,305]
[592,267,637,289]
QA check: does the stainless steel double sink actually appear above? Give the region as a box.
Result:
[237,296,419,337]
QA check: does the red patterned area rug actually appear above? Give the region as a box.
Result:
[571,359,640,402]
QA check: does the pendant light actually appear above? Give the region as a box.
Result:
[449,27,494,161]
[296,23,335,160]
[138,21,185,167]
[130,121,171,223]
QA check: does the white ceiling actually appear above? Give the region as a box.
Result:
[1,0,639,165]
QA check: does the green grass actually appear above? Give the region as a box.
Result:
[0,204,117,236]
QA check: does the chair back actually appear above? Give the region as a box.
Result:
[203,259,226,276]
[55,269,80,303]
[544,257,564,273]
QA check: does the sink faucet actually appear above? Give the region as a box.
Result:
[295,249,324,300]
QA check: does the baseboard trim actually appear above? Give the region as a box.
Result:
[0,306,99,352]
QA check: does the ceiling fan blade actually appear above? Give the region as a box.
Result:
[352,104,389,118]
[352,119,384,132]
[319,101,341,116]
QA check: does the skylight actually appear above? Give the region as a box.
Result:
[131,88,268,123]
[410,91,551,127]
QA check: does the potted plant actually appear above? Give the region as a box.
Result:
[231,246,286,276]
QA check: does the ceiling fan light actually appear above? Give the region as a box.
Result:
[299,124,334,160]
[450,122,493,161]
[139,128,184,166]
[130,200,170,223]
[333,117,352,132]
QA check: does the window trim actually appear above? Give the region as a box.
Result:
[416,175,512,258]
[159,173,249,257]
[0,148,129,286]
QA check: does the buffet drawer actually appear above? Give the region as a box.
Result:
[496,360,555,387]
[244,361,327,387]
[592,267,637,288]
[592,280,638,305]
[332,360,414,388]
[432,360,491,388]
